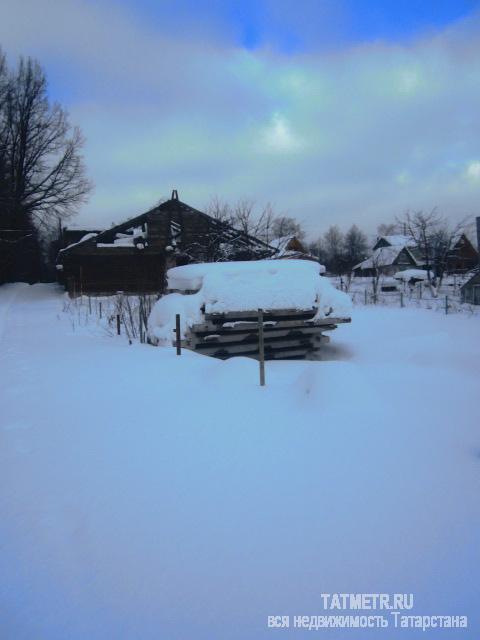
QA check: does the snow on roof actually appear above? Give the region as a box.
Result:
[393,269,428,281]
[353,246,406,270]
[149,260,352,345]
[59,232,98,252]
[268,236,322,264]
[269,235,296,255]
[381,234,416,247]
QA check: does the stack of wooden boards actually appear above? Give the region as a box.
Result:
[182,308,351,360]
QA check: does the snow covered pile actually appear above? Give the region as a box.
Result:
[394,269,428,282]
[148,260,352,345]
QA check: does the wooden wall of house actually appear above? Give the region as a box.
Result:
[146,213,170,247]
[446,237,479,273]
[63,252,166,295]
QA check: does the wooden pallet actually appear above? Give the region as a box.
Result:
[180,308,349,360]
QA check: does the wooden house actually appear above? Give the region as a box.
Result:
[352,245,420,277]
[445,234,478,274]
[372,234,415,251]
[460,270,480,305]
[57,191,275,296]
[269,235,320,263]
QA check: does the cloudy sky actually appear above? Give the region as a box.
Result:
[1,0,480,237]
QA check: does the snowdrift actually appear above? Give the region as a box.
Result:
[148,260,352,345]
[394,269,428,282]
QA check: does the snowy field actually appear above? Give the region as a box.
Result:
[1,283,479,639]
[330,275,480,317]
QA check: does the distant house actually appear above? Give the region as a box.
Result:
[460,270,480,305]
[352,245,419,277]
[445,234,478,274]
[57,191,275,295]
[270,235,321,264]
[372,235,416,251]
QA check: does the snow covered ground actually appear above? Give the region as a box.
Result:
[331,275,480,317]
[1,283,479,639]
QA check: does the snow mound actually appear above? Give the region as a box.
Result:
[149,260,352,345]
[394,269,428,281]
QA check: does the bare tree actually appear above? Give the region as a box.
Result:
[0,55,92,233]
[343,224,368,272]
[0,49,9,211]
[323,225,345,275]
[205,196,306,254]
[369,248,385,302]
[206,195,233,225]
[231,199,277,242]
[308,237,327,264]
[377,222,398,236]
[271,215,305,241]
[397,209,469,288]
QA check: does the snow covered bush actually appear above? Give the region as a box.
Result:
[148,260,352,345]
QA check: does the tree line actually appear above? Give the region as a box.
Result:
[209,198,474,281]
[205,197,371,272]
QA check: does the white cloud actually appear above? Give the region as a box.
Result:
[261,112,303,153]
[466,161,480,181]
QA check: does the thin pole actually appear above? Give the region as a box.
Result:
[445,295,449,315]
[116,314,121,335]
[175,314,181,355]
[258,309,265,386]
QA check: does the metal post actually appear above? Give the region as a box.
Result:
[116,314,121,335]
[139,302,143,344]
[99,301,102,319]
[258,309,265,386]
[175,314,181,355]
[88,296,92,314]
[364,289,367,305]
[445,295,449,315]
[400,292,404,308]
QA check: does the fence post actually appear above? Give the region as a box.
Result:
[445,295,449,315]
[88,296,92,314]
[139,301,144,344]
[258,309,265,387]
[175,314,181,355]
[116,314,121,335]
[99,301,102,319]
[364,289,367,305]
[400,292,404,308]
